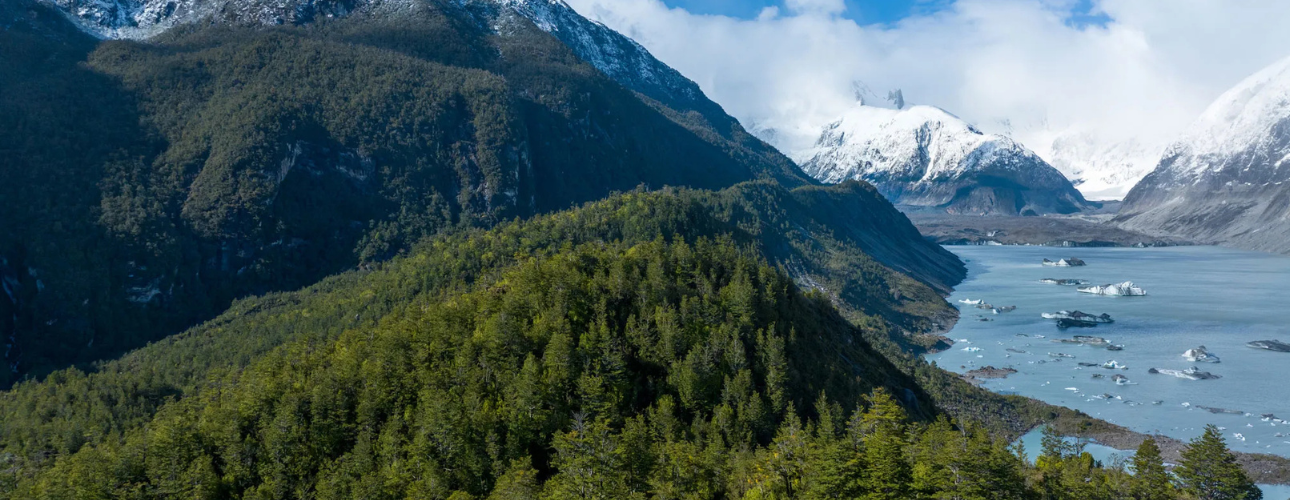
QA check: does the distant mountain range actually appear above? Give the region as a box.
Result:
[1117,55,1290,254]
[798,102,1094,216]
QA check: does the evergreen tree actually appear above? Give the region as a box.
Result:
[1130,437,1172,500]
[857,389,912,500]
[1175,425,1261,500]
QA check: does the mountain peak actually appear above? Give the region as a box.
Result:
[1117,54,1290,253]
[801,102,1092,216]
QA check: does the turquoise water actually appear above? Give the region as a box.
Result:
[928,245,1290,458]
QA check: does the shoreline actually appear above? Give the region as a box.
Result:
[907,213,1188,248]
[926,246,1290,484]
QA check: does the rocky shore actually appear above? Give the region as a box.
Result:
[907,213,1186,247]
[1048,417,1290,485]
[963,365,1018,384]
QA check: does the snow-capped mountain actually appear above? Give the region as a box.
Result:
[1041,130,1162,201]
[1117,55,1290,254]
[40,0,709,113]
[800,103,1093,216]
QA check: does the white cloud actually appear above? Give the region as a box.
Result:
[563,0,1290,198]
[784,0,846,16]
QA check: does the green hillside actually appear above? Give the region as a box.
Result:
[1,185,1257,500]
[0,0,809,385]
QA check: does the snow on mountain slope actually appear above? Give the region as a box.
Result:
[486,0,708,114]
[1041,130,1162,201]
[800,103,1093,216]
[1117,55,1290,254]
[39,0,712,115]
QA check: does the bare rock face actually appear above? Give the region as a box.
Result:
[965,365,1018,383]
[1116,56,1290,254]
[800,104,1094,216]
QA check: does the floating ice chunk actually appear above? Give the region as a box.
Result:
[1101,360,1128,370]
[1065,387,1079,391]
[1147,366,1221,380]
[1040,278,1090,286]
[959,298,984,305]
[1183,346,1221,363]
[1043,258,1086,267]
[1078,281,1147,296]
[1042,311,1114,323]
[1247,340,1290,352]
[1234,433,1246,441]
[962,347,982,352]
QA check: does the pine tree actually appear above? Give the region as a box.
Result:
[1130,437,1172,500]
[857,389,912,500]
[1175,425,1261,500]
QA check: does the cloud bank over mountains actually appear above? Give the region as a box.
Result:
[564,0,1290,199]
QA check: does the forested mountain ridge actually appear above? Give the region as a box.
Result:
[0,0,809,385]
[0,182,963,493]
[1,183,1265,499]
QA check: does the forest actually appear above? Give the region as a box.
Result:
[6,236,1261,499]
[0,0,1272,498]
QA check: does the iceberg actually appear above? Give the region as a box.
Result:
[1073,335,1111,346]
[1056,318,1098,328]
[1196,405,1243,415]
[1247,340,1290,352]
[1043,258,1087,267]
[958,298,984,305]
[1112,374,1132,385]
[962,346,983,352]
[1041,310,1114,323]
[1040,278,1091,286]
[1048,352,1075,358]
[1100,360,1128,370]
[1078,281,1147,296]
[1182,346,1221,363]
[1147,366,1222,380]
[1053,335,1111,347]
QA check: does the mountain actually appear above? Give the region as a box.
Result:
[0,182,975,495]
[40,0,769,149]
[1042,130,1162,201]
[1117,55,1290,254]
[0,0,810,385]
[799,103,1095,216]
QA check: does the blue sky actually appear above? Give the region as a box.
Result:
[658,0,947,24]
[658,0,1109,27]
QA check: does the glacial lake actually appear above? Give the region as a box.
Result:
[927,245,1290,460]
